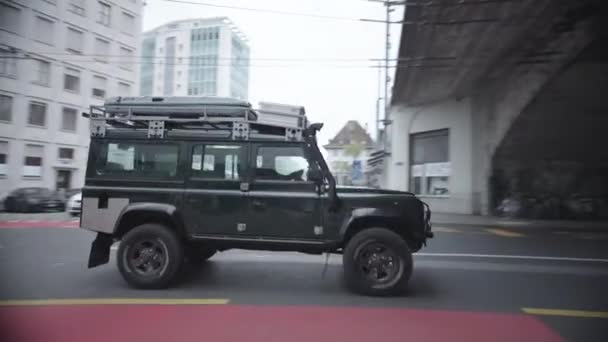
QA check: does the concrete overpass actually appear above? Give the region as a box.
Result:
[383,0,608,218]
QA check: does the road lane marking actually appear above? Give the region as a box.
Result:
[432,226,461,233]
[0,298,229,306]
[485,228,524,237]
[417,253,608,263]
[522,308,608,319]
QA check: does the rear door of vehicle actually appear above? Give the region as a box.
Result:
[182,141,250,236]
[82,138,185,233]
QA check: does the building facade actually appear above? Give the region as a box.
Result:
[381,1,608,219]
[324,121,374,186]
[139,18,250,100]
[0,0,143,193]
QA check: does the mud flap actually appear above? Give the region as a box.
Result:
[88,233,114,268]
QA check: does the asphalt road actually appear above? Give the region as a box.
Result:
[0,218,607,342]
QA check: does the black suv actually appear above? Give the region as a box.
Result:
[81,96,432,296]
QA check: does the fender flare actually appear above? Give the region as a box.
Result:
[113,202,185,236]
[338,207,404,241]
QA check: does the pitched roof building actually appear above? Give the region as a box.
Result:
[324,121,374,186]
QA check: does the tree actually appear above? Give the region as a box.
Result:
[344,142,364,159]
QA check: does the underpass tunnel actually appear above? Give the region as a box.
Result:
[492,39,608,219]
[383,0,608,217]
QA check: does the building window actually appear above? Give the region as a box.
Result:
[410,129,450,196]
[97,1,111,27]
[120,46,133,70]
[66,27,84,53]
[121,11,135,34]
[118,82,131,96]
[58,147,74,160]
[0,3,21,34]
[68,0,86,16]
[23,145,44,178]
[32,59,51,86]
[28,101,47,127]
[0,95,12,122]
[61,107,78,131]
[92,75,107,98]
[0,48,18,78]
[35,16,55,46]
[63,68,80,93]
[0,141,7,176]
[94,38,110,63]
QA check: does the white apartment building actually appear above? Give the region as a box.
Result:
[140,17,250,100]
[0,0,143,193]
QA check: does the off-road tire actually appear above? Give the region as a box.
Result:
[343,228,413,296]
[117,223,184,289]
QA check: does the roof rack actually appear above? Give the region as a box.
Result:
[87,96,308,141]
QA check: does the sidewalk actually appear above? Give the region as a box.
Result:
[431,212,608,231]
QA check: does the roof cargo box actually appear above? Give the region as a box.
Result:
[103,96,257,121]
[258,102,307,129]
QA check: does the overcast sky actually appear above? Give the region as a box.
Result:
[143,0,403,146]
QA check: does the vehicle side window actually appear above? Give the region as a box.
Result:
[191,144,242,180]
[95,142,179,178]
[255,146,311,182]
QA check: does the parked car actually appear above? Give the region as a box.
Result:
[64,188,81,199]
[0,191,7,212]
[67,192,82,217]
[3,187,66,213]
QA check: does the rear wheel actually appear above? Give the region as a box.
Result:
[343,228,413,296]
[117,223,184,289]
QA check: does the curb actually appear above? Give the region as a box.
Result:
[431,220,608,232]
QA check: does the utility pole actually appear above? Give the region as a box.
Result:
[375,60,382,143]
[383,2,394,150]
[364,1,405,150]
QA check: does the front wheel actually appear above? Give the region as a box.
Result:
[343,228,413,296]
[117,223,184,289]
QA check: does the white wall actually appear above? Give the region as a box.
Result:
[385,98,474,213]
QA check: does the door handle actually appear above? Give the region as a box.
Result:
[252,200,266,210]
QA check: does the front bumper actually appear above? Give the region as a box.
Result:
[422,201,433,238]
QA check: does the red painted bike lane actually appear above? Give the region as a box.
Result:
[0,304,563,342]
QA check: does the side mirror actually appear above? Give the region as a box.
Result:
[307,169,323,183]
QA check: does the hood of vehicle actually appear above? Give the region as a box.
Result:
[336,186,414,196]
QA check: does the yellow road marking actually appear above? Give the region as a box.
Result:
[522,308,608,319]
[0,298,229,306]
[433,226,461,233]
[486,228,525,238]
